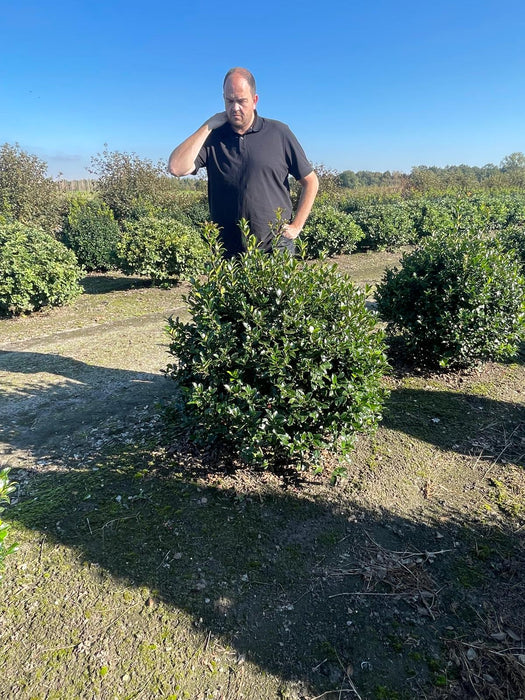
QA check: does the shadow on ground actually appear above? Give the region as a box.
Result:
[384,387,525,469]
[81,275,152,295]
[7,458,525,699]
[0,350,175,465]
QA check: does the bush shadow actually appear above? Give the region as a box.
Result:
[384,387,525,468]
[81,274,152,295]
[1,349,524,696]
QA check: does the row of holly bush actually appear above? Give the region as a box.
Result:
[2,143,525,298]
[161,167,524,471]
[0,144,212,315]
[302,190,525,259]
[4,187,524,306]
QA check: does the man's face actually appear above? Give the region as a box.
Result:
[223,73,258,134]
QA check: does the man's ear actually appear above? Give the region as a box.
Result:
[253,94,259,108]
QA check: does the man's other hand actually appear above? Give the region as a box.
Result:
[206,112,228,129]
[282,223,302,240]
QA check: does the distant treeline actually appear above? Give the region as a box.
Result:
[338,152,525,191]
[58,179,96,191]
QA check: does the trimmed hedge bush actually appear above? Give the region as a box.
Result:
[173,193,210,228]
[347,200,417,249]
[376,230,525,368]
[505,194,525,226]
[118,216,208,284]
[165,223,389,469]
[413,196,493,239]
[0,222,83,316]
[301,204,364,258]
[62,196,121,271]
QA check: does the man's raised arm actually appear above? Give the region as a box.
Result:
[168,112,228,177]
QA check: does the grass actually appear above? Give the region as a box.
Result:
[0,257,524,700]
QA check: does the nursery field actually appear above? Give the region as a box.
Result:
[0,252,524,700]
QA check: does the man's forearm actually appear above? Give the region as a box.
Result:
[292,171,319,230]
[168,123,212,177]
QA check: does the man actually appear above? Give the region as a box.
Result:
[168,67,318,257]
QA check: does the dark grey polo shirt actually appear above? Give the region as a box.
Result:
[194,113,313,256]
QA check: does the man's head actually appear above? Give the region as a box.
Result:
[223,67,258,134]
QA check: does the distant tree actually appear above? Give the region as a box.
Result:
[338,169,408,192]
[59,179,96,193]
[481,163,506,190]
[443,165,480,192]
[409,165,443,193]
[338,170,359,189]
[355,170,385,187]
[500,152,525,171]
[0,143,62,231]
[336,154,525,195]
[89,146,173,222]
[499,152,525,188]
[313,163,343,202]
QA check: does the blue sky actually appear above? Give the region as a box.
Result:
[1,0,524,179]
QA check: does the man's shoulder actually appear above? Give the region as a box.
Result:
[258,116,292,133]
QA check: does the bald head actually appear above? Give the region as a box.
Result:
[223,67,256,96]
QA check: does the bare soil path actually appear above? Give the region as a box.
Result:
[0,277,188,471]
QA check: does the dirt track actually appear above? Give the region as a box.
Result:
[0,312,179,471]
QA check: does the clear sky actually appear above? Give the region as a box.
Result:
[1,0,524,180]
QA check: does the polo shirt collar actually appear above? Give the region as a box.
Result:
[226,112,263,136]
[249,112,263,132]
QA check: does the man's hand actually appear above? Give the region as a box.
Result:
[206,112,228,130]
[282,223,302,240]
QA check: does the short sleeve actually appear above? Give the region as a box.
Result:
[283,125,313,181]
[192,144,207,175]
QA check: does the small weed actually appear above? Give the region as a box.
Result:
[473,542,492,561]
[315,640,338,663]
[452,557,486,588]
[432,673,448,687]
[426,657,441,672]
[489,478,522,517]
[374,685,402,699]
[387,633,404,653]
[317,530,340,546]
